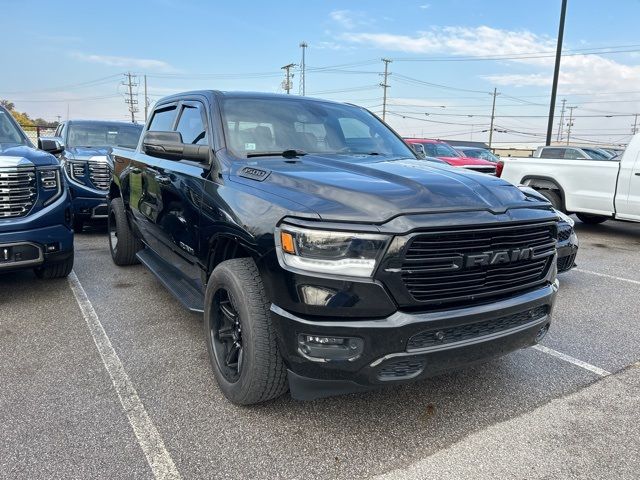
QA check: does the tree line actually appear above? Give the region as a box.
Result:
[1,99,59,128]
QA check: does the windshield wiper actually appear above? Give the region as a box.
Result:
[246,149,307,159]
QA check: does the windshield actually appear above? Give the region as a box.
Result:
[221,97,414,158]
[461,148,499,162]
[582,148,610,160]
[419,142,460,158]
[0,109,29,147]
[67,122,143,149]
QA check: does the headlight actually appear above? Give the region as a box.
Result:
[555,209,575,227]
[275,225,390,277]
[62,158,86,184]
[38,166,63,206]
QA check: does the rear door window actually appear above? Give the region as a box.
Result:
[540,148,564,158]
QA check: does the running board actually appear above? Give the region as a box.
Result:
[136,249,205,313]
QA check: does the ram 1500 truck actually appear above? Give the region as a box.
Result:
[108,91,559,404]
[499,135,640,224]
[0,105,74,278]
[40,120,143,232]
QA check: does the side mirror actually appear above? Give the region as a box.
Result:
[409,143,426,159]
[38,136,64,155]
[142,131,210,162]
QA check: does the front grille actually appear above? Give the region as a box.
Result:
[407,305,549,351]
[399,222,556,308]
[378,358,425,380]
[557,252,576,273]
[87,160,111,190]
[462,165,497,175]
[557,225,572,242]
[0,167,37,218]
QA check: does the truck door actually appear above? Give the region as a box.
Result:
[139,100,209,283]
[616,148,640,221]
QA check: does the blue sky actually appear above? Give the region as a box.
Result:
[2,0,640,145]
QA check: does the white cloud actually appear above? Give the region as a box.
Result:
[340,26,640,93]
[329,9,374,30]
[419,4,431,9]
[71,52,177,72]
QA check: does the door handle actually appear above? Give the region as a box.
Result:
[155,174,171,185]
[130,167,142,174]
[635,172,640,176]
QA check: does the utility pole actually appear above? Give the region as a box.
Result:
[488,87,499,148]
[299,42,308,96]
[122,72,138,123]
[144,75,149,123]
[632,114,639,135]
[546,0,568,146]
[556,98,567,142]
[380,58,392,121]
[566,106,577,145]
[281,63,296,94]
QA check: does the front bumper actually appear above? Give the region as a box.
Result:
[66,176,109,220]
[557,229,578,273]
[271,281,558,400]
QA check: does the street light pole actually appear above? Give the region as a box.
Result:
[546,0,568,146]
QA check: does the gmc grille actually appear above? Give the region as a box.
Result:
[87,160,111,190]
[396,222,556,309]
[0,167,37,218]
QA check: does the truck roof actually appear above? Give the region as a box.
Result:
[157,90,353,107]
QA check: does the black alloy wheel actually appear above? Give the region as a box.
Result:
[211,288,244,383]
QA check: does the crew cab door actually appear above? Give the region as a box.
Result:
[138,100,210,283]
[615,144,640,221]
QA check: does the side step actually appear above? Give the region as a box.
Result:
[136,249,205,313]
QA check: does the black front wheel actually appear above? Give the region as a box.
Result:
[204,258,288,405]
[108,197,141,266]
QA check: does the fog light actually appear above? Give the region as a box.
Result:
[298,334,364,361]
[45,243,59,252]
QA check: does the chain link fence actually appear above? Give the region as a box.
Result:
[20,125,57,145]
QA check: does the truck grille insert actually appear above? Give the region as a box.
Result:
[400,223,556,308]
[462,165,497,175]
[87,160,111,190]
[407,305,549,351]
[0,167,37,218]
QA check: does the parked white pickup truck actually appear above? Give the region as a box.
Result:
[499,136,640,224]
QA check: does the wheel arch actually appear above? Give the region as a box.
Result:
[520,175,567,211]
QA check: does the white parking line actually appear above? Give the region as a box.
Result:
[67,271,182,480]
[575,268,640,286]
[532,344,611,377]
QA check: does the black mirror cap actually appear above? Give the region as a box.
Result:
[38,137,64,155]
[142,130,210,162]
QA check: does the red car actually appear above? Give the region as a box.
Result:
[405,138,497,175]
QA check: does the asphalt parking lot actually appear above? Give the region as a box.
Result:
[1,219,639,480]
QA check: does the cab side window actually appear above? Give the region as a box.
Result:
[564,149,585,160]
[540,148,564,159]
[176,104,208,145]
[148,106,177,132]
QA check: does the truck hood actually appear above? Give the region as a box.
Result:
[0,144,58,168]
[438,156,495,167]
[229,155,546,223]
[65,146,112,160]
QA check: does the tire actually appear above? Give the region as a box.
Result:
[34,252,74,279]
[539,189,563,211]
[204,257,287,405]
[73,218,84,233]
[576,213,608,224]
[108,197,141,266]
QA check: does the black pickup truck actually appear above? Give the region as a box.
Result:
[108,91,559,404]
